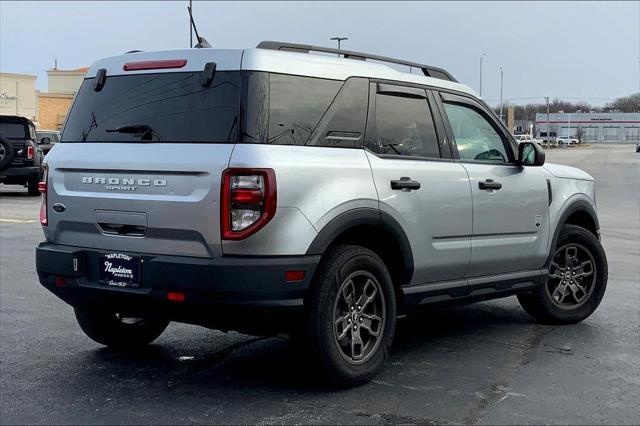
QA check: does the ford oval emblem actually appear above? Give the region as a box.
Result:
[52,203,66,213]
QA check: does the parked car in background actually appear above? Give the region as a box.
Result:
[557,136,579,146]
[513,134,544,146]
[36,130,61,155]
[0,115,44,195]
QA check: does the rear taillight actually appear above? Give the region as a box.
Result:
[27,145,34,160]
[221,168,276,240]
[39,166,48,226]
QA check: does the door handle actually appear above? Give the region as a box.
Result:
[478,179,502,190]
[391,177,421,191]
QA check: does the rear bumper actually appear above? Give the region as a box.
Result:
[36,242,320,332]
[0,166,41,181]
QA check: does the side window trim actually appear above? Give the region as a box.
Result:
[438,91,516,164]
[365,80,445,161]
[426,90,453,159]
[376,83,427,99]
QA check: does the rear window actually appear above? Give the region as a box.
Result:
[61,71,240,143]
[37,132,60,143]
[0,121,28,140]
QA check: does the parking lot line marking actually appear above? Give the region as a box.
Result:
[0,219,37,223]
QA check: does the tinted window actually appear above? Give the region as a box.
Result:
[0,121,28,139]
[444,102,508,162]
[370,90,440,158]
[268,74,341,145]
[37,132,60,143]
[307,77,369,148]
[62,72,239,143]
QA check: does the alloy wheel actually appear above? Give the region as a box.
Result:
[546,243,597,310]
[332,270,386,364]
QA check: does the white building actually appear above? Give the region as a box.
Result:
[536,112,640,143]
[0,72,38,122]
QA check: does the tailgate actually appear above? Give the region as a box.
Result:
[45,143,234,258]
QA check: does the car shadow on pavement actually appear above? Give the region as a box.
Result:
[68,300,601,395]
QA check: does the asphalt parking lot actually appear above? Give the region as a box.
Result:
[1,144,638,425]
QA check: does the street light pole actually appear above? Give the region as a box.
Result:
[330,37,348,51]
[479,53,486,97]
[499,66,504,122]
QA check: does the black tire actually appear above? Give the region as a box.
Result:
[27,176,40,196]
[74,308,169,349]
[518,224,608,324]
[302,245,396,387]
[0,136,13,171]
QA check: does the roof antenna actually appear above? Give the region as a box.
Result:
[187,5,211,48]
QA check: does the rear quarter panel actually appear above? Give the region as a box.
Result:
[224,145,378,255]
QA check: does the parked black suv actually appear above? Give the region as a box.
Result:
[0,115,44,195]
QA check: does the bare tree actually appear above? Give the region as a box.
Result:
[575,126,585,144]
[604,93,640,112]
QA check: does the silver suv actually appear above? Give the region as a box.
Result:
[36,42,608,386]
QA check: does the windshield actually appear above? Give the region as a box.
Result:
[61,71,240,143]
[0,121,28,140]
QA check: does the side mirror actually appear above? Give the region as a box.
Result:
[518,142,545,166]
[40,137,51,144]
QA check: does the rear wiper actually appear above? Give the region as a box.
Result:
[106,124,162,141]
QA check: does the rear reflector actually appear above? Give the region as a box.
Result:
[285,270,305,282]
[167,292,185,302]
[54,277,68,287]
[123,59,187,71]
[39,165,48,226]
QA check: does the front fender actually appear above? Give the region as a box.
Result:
[545,195,599,267]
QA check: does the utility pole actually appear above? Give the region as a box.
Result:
[499,66,504,122]
[546,96,550,146]
[189,0,193,47]
[479,53,486,97]
[330,37,348,51]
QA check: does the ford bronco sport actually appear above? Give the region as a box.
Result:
[36,42,607,386]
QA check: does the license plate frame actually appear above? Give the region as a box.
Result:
[98,253,141,288]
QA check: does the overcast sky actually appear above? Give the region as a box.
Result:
[1,1,638,106]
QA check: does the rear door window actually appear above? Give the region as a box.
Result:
[61,72,240,143]
[368,86,440,158]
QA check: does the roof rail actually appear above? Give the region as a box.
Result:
[256,41,457,82]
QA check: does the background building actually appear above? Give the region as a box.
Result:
[0,72,38,122]
[536,112,640,143]
[37,67,86,130]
